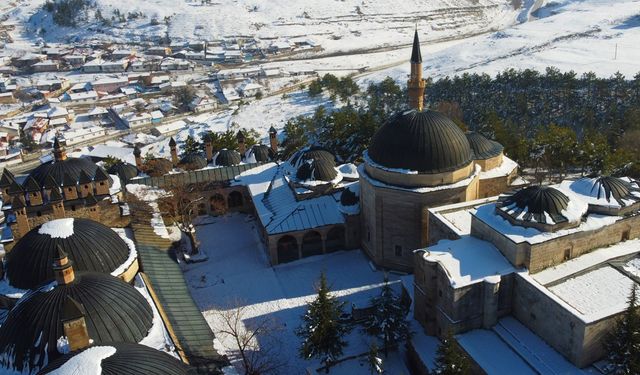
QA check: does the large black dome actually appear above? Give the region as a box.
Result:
[290,146,336,169]
[296,159,338,182]
[368,109,472,173]
[179,153,207,170]
[249,144,275,163]
[215,149,241,167]
[39,343,195,375]
[5,218,132,290]
[107,162,139,182]
[497,185,571,225]
[28,157,110,188]
[0,272,153,373]
[466,132,503,160]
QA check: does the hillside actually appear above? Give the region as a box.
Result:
[5,0,521,54]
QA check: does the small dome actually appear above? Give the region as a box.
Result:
[248,144,275,163]
[39,343,194,375]
[466,132,503,160]
[368,109,472,173]
[340,187,359,206]
[5,218,132,290]
[569,176,640,207]
[497,185,573,225]
[215,149,241,167]
[296,159,338,182]
[107,162,139,182]
[0,273,153,373]
[28,157,111,188]
[179,153,207,170]
[289,146,336,169]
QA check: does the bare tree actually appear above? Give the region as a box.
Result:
[216,299,287,375]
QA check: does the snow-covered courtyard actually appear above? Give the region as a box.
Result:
[183,213,413,374]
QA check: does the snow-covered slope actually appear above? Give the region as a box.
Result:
[7,0,520,53]
[365,0,640,81]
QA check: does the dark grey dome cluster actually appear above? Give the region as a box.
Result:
[107,162,139,182]
[466,132,503,160]
[179,153,208,170]
[39,343,195,375]
[368,109,473,173]
[5,218,132,290]
[215,149,242,167]
[296,159,338,182]
[248,144,275,163]
[29,157,111,189]
[0,272,153,373]
[497,185,571,225]
[289,146,336,169]
[570,176,640,207]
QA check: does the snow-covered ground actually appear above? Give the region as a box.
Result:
[183,213,412,374]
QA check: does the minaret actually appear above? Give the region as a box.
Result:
[204,133,214,163]
[53,137,67,161]
[169,137,178,167]
[407,29,426,111]
[268,126,278,154]
[133,145,143,170]
[53,245,75,285]
[236,130,246,158]
[61,296,91,351]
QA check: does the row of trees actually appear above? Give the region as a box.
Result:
[285,70,640,178]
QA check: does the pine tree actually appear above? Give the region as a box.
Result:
[183,135,201,155]
[367,342,383,374]
[296,272,350,371]
[606,284,640,375]
[364,279,410,357]
[434,330,470,375]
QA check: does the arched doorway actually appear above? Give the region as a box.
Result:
[197,202,207,216]
[301,231,323,258]
[228,191,244,209]
[277,236,298,263]
[210,194,226,215]
[325,226,345,253]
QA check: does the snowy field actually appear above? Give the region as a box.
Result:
[5,0,518,54]
[182,213,412,374]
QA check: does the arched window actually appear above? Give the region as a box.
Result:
[301,231,323,258]
[210,194,226,215]
[325,226,345,253]
[277,235,298,263]
[227,191,244,208]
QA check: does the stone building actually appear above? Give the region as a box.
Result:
[0,138,125,242]
[413,176,640,368]
[359,31,522,272]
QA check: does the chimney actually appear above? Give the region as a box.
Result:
[268,126,278,154]
[133,145,143,170]
[53,245,75,285]
[61,296,91,352]
[12,196,29,239]
[169,137,178,167]
[204,133,213,163]
[407,29,426,111]
[53,136,67,161]
[50,188,65,219]
[236,130,246,158]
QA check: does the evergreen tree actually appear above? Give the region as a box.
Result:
[364,279,410,357]
[296,272,350,371]
[606,284,640,375]
[103,155,122,170]
[433,331,470,375]
[367,342,383,374]
[183,135,201,155]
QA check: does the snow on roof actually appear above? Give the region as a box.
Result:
[479,155,518,179]
[548,265,636,320]
[563,178,640,209]
[154,120,186,134]
[473,203,621,245]
[423,235,516,287]
[337,163,358,179]
[456,329,537,375]
[87,107,107,116]
[532,238,640,285]
[48,345,116,374]
[133,274,176,355]
[67,91,98,101]
[38,218,74,239]
[236,163,344,235]
[110,228,138,277]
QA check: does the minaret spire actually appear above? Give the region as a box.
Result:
[408,29,426,111]
[53,136,67,161]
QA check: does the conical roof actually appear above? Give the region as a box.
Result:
[497,185,574,225]
[411,29,422,63]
